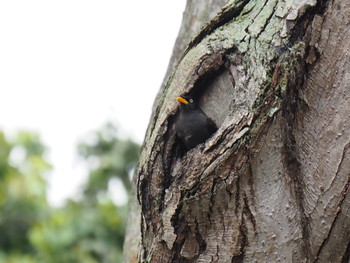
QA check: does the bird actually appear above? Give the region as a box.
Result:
[175,95,217,150]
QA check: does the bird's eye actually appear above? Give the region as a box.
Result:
[189,99,193,103]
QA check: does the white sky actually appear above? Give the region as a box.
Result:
[0,0,186,206]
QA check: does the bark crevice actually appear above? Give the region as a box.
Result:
[280,53,311,259]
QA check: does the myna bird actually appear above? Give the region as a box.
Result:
[175,95,217,150]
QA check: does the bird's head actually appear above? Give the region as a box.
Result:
[176,95,196,110]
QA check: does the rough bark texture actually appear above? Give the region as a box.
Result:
[124,1,229,262]
[156,0,230,113]
[126,0,350,262]
[123,1,227,262]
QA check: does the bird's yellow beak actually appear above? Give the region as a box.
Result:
[177,96,189,104]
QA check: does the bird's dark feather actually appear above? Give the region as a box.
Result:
[175,100,217,150]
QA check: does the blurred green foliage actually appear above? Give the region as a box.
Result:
[78,122,140,199]
[0,123,140,263]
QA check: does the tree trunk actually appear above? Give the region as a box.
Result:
[125,0,350,262]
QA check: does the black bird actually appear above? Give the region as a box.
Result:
[175,95,217,150]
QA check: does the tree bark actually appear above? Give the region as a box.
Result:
[126,0,350,262]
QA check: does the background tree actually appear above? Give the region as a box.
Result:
[125,0,350,262]
[0,123,140,263]
[0,131,50,263]
[78,122,140,196]
[30,122,140,263]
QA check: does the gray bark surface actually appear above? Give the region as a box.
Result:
[125,0,350,262]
